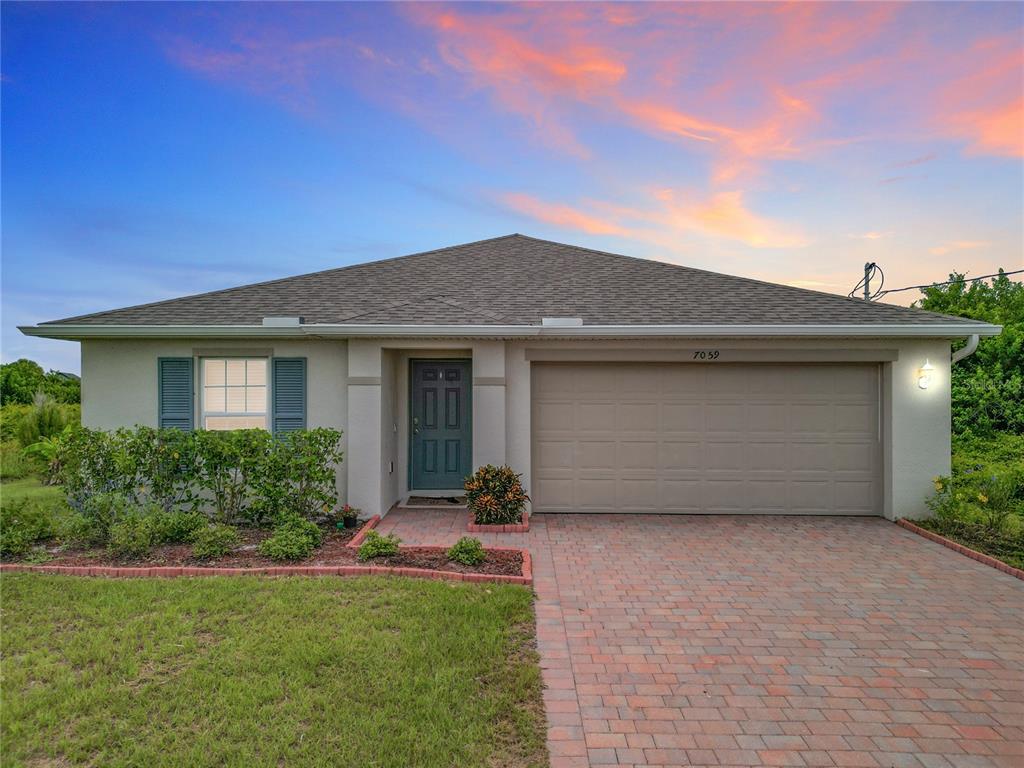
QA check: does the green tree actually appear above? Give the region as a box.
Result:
[914,270,1024,436]
[41,371,80,404]
[0,359,45,405]
[0,359,80,405]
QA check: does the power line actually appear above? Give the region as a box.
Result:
[847,262,886,300]
[875,268,1024,297]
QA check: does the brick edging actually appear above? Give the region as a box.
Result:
[0,547,533,586]
[467,511,529,533]
[896,519,1024,581]
[346,515,382,548]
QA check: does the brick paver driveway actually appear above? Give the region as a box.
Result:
[377,511,1024,768]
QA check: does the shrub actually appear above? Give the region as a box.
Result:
[130,427,201,512]
[59,512,106,548]
[192,429,270,524]
[191,523,240,560]
[80,492,135,538]
[447,536,485,566]
[151,509,207,544]
[58,428,129,511]
[258,516,323,561]
[357,529,400,562]
[248,429,345,525]
[0,499,55,556]
[16,393,68,446]
[107,510,159,559]
[56,426,344,526]
[464,465,529,525]
[0,405,32,443]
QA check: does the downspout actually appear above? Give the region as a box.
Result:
[951,334,980,364]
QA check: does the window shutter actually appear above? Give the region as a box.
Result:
[158,358,194,430]
[272,357,307,434]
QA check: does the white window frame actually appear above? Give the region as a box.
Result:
[200,357,270,431]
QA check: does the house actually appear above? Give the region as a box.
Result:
[21,234,1001,520]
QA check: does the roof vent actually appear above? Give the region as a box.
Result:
[542,317,584,327]
[262,316,304,327]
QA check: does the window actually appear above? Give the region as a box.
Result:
[201,358,268,430]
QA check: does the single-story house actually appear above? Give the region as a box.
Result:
[22,234,1001,520]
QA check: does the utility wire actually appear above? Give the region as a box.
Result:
[847,262,885,300]
[875,268,1024,297]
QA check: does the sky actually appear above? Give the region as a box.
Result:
[2,1,1022,373]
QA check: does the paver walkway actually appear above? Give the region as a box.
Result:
[377,511,1024,768]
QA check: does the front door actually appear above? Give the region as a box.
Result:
[411,360,472,490]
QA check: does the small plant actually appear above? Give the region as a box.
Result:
[79,492,135,541]
[191,523,240,560]
[975,474,1017,532]
[106,511,158,559]
[357,529,400,562]
[59,512,106,548]
[447,536,485,566]
[464,465,529,525]
[151,509,207,544]
[258,516,323,561]
[339,504,360,529]
[21,427,73,484]
[0,499,55,556]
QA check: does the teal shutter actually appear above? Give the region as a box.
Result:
[158,358,194,430]
[272,357,306,434]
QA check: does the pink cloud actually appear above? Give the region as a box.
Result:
[500,192,632,236]
[499,187,808,250]
[161,3,1024,190]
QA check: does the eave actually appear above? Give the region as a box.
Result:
[19,322,1003,341]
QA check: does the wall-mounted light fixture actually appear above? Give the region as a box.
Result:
[917,359,935,390]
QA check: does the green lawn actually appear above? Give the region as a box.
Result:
[1,574,547,768]
[1,476,64,507]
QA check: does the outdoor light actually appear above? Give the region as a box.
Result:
[917,359,935,390]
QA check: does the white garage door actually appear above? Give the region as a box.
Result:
[531,363,880,515]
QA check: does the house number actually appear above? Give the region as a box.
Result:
[692,350,721,360]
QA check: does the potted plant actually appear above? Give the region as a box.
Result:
[338,504,361,529]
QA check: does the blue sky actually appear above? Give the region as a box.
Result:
[3,2,1022,372]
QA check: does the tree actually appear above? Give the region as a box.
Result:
[914,270,1024,436]
[0,359,81,405]
[0,359,46,405]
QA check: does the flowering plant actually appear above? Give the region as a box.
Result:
[336,503,361,529]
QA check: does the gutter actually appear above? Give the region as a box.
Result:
[19,322,1003,341]
[951,333,981,364]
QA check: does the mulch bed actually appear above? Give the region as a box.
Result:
[5,527,523,577]
[898,519,1024,580]
[913,518,1024,570]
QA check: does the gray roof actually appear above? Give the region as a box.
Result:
[43,234,986,327]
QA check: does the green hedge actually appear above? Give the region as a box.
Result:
[57,426,344,526]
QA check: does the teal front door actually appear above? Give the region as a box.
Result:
[411,360,472,490]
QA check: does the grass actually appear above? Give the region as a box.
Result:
[1,574,547,768]
[1,476,64,507]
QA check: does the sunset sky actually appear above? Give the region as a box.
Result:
[3,2,1022,371]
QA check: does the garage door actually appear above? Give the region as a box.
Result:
[531,363,880,515]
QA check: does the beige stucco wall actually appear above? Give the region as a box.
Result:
[81,338,349,498]
[504,337,953,521]
[80,334,956,520]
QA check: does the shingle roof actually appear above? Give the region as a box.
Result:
[44,234,985,327]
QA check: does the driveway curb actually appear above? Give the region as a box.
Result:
[897,518,1024,580]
